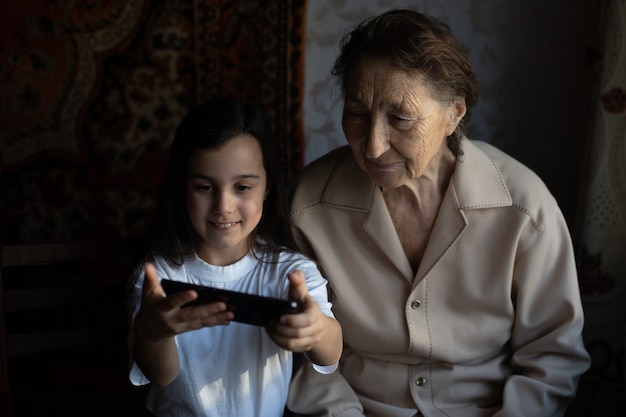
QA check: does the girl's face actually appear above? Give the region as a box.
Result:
[186,134,267,266]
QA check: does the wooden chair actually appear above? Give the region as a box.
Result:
[0,240,149,416]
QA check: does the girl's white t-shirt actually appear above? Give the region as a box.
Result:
[128,249,336,417]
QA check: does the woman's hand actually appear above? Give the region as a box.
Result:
[267,270,343,366]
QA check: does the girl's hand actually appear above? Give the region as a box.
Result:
[134,263,234,343]
[267,270,343,366]
[131,263,235,387]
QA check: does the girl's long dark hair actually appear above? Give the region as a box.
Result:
[148,98,296,265]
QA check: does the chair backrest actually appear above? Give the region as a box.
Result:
[0,239,142,416]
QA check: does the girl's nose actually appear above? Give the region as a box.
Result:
[213,191,234,214]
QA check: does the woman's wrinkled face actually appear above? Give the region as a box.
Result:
[342,55,465,189]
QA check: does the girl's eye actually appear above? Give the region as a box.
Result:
[194,184,213,192]
[236,185,252,192]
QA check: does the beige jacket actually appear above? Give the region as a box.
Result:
[287,139,590,417]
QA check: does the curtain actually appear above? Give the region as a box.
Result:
[573,0,626,414]
[0,0,306,243]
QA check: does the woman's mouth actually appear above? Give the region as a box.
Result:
[365,159,399,172]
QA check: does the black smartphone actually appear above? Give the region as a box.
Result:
[161,279,300,326]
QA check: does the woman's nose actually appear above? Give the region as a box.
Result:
[364,120,389,159]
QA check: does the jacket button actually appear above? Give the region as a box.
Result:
[411,300,421,309]
[415,377,426,386]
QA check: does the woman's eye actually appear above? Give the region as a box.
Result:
[344,106,368,118]
[391,116,415,128]
[236,185,252,192]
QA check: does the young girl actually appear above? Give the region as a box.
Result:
[127,99,342,417]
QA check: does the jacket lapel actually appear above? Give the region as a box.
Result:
[416,139,513,284]
[321,153,414,281]
[363,190,415,280]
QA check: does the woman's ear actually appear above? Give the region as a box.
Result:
[446,97,467,136]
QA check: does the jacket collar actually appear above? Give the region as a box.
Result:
[452,139,512,209]
[320,139,512,211]
[321,147,374,211]
[318,139,513,282]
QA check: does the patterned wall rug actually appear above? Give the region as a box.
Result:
[0,0,306,243]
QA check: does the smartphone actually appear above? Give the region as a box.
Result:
[161,279,300,326]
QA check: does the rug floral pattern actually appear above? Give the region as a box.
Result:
[0,0,306,243]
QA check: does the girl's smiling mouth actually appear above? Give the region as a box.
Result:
[210,221,239,230]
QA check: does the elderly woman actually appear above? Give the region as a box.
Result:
[287,9,590,417]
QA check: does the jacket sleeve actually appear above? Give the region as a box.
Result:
[287,360,364,417]
[494,206,590,416]
[286,224,365,417]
